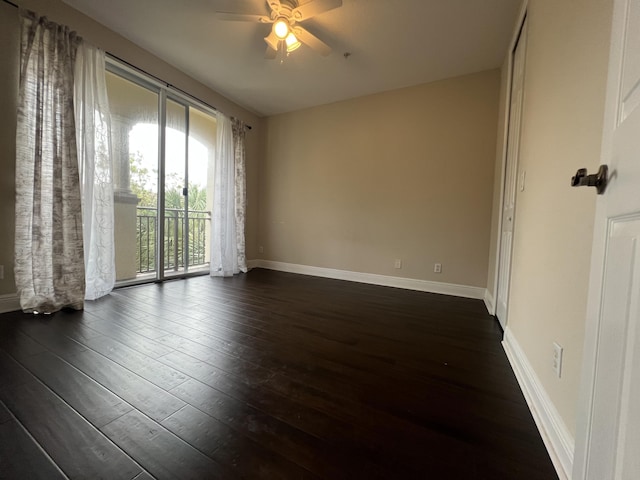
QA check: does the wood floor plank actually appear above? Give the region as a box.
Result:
[169,377,402,479]
[78,333,189,390]
[154,309,526,452]
[0,349,35,389]
[66,348,186,422]
[16,320,89,357]
[157,348,359,442]
[120,276,555,477]
[0,352,142,480]
[135,297,455,399]
[12,323,187,423]
[162,404,318,479]
[101,410,230,480]
[132,473,155,480]
[0,328,47,357]
[16,350,133,428]
[0,402,12,425]
[0,417,67,480]
[85,308,172,341]
[132,306,379,401]
[0,269,558,479]
[40,312,104,344]
[82,312,175,358]
[151,316,375,397]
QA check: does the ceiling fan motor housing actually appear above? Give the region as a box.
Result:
[270,1,298,40]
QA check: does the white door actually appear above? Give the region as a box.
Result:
[573,0,640,478]
[496,19,527,327]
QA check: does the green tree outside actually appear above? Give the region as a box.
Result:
[130,153,210,273]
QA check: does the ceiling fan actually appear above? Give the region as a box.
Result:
[216,0,343,59]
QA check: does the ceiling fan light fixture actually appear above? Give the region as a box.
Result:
[273,18,289,40]
[285,32,301,52]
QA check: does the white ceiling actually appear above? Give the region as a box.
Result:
[61,0,522,117]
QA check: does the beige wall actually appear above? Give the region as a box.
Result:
[0,0,263,295]
[488,0,613,437]
[260,70,500,287]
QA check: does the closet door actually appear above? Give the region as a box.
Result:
[496,18,527,328]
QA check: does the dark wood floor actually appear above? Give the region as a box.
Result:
[0,269,557,479]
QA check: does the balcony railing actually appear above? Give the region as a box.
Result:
[136,206,211,275]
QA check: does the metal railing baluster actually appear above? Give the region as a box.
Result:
[134,207,210,275]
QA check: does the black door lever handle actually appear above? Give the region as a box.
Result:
[571,165,608,194]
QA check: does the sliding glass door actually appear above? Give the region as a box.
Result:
[163,98,187,277]
[186,107,216,273]
[163,100,216,278]
[105,64,216,285]
[106,70,159,283]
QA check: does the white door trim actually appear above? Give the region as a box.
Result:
[489,2,528,317]
[492,2,528,323]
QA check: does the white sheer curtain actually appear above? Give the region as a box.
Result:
[74,44,115,300]
[15,10,85,313]
[210,114,248,277]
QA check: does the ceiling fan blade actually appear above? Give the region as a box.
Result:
[292,0,342,21]
[267,0,282,12]
[217,12,271,22]
[294,26,332,56]
[265,45,277,60]
[264,31,279,51]
[216,2,271,22]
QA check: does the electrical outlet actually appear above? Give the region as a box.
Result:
[258,246,264,254]
[394,259,402,269]
[553,342,563,378]
[434,263,442,273]
[0,265,3,280]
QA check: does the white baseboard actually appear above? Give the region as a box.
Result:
[246,259,261,270]
[0,293,20,314]
[483,290,495,315]
[248,259,485,299]
[502,327,574,480]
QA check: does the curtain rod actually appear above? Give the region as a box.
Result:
[1,0,253,130]
[107,53,252,130]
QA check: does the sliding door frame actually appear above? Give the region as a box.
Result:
[106,56,217,287]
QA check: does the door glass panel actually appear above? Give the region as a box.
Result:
[188,107,217,273]
[105,71,159,283]
[164,99,187,277]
